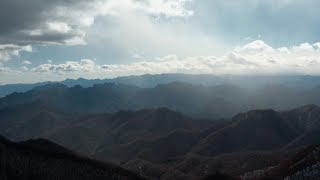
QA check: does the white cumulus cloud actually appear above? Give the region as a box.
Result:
[2,40,320,84]
[22,60,32,65]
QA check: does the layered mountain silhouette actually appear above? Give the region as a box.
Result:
[1,78,320,179]
[2,74,320,98]
[0,136,145,180]
[2,81,320,120]
[1,96,320,179]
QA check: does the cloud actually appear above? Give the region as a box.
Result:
[31,59,96,73]
[2,39,320,84]
[2,1,320,84]
[14,40,318,82]
[87,0,225,59]
[2,0,320,67]
[133,0,193,17]
[0,0,87,46]
[0,0,193,46]
[22,60,32,65]
[236,40,274,53]
[20,66,29,71]
[0,44,32,62]
[0,0,195,62]
[0,66,12,73]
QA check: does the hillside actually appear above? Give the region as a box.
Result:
[0,102,320,179]
[0,136,145,180]
[242,145,320,180]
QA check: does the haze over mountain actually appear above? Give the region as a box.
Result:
[2,74,320,98]
[1,76,320,179]
[2,80,320,120]
[0,96,320,179]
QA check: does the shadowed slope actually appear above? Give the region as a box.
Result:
[0,136,146,180]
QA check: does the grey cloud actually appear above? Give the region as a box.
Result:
[0,0,194,46]
[0,44,32,61]
[0,0,94,45]
[0,0,196,62]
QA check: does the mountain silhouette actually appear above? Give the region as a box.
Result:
[0,101,320,179]
[0,136,145,180]
[3,81,320,120]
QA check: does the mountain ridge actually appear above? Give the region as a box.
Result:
[1,102,320,179]
[2,74,320,98]
[3,80,320,119]
[0,136,145,180]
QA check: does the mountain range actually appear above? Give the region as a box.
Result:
[2,74,320,97]
[0,97,320,179]
[1,75,320,179]
[2,80,320,120]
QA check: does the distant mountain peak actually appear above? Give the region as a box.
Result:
[33,83,68,90]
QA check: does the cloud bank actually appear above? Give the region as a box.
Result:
[1,40,320,84]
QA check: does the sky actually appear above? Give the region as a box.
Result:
[1,0,320,84]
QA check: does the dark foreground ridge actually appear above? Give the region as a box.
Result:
[0,136,145,180]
